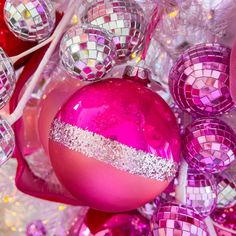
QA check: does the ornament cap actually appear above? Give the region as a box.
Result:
[123,66,151,86]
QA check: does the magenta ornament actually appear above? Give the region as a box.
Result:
[4,0,55,42]
[60,24,115,81]
[183,117,236,173]
[0,48,16,109]
[49,77,181,212]
[151,203,209,236]
[216,172,236,208]
[82,0,146,62]
[169,43,234,116]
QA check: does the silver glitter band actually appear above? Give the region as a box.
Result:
[50,119,178,181]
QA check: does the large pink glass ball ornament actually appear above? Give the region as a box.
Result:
[38,74,82,154]
[183,118,236,173]
[82,0,146,62]
[0,116,15,166]
[60,24,115,81]
[4,0,56,42]
[169,43,234,116]
[151,203,209,236]
[0,48,16,109]
[49,78,181,212]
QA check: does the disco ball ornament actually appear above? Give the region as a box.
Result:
[169,43,234,116]
[49,77,181,212]
[216,172,236,208]
[183,117,236,173]
[60,24,115,81]
[82,0,146,62]
[4,0,56,42]
[0,116,15,166]
[138,200,159,220]
[182,169,217,218]
[151,203,209,236]
[160,169,217,218]
[0,48,16,109]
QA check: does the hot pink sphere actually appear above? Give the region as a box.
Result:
[49,78,181,212]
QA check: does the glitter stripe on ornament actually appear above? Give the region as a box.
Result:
[49,119,178,181]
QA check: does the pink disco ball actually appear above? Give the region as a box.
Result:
[49,77,181,212]
[4,0,55,42]
[82,0,146,62]
[0,48,16,109]
[216,172,236,209]
[183,117,236,173]
[169,43,234,116]
[60,24,115,81]
[160,169,217,218]
[182,169,217,218]
[151,203,209,236]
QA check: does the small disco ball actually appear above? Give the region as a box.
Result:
[169,43,234,116]
[151,203,209,236]
[216,172,236,208]
[183,117,236,173]
[0,48,16,109]
[4,0,56,42]
[82,0,146,62]
[60,24,115,81]
[0,116,15,166]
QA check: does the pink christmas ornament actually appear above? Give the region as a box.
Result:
[151,203,209,236]
[82,0,147,62]
[0,116,15,166]
[60,24,115,81]
[183,117,236,173]
[169,43,234,116]
[4,0,55,42]
[230,38,236,103]
[160,169,217,218]
[216,172,236,209]
[49,77,181,212]
[181,169,217,218]
[0,48,16,109]
[38,73,82,154]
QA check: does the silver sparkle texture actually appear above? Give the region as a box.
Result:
[0,117,15,166]
[4,0,56,42]
[0,48,16,110]
[82,0,146,62]
[60,24,115,81]
[50,119,178,181]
